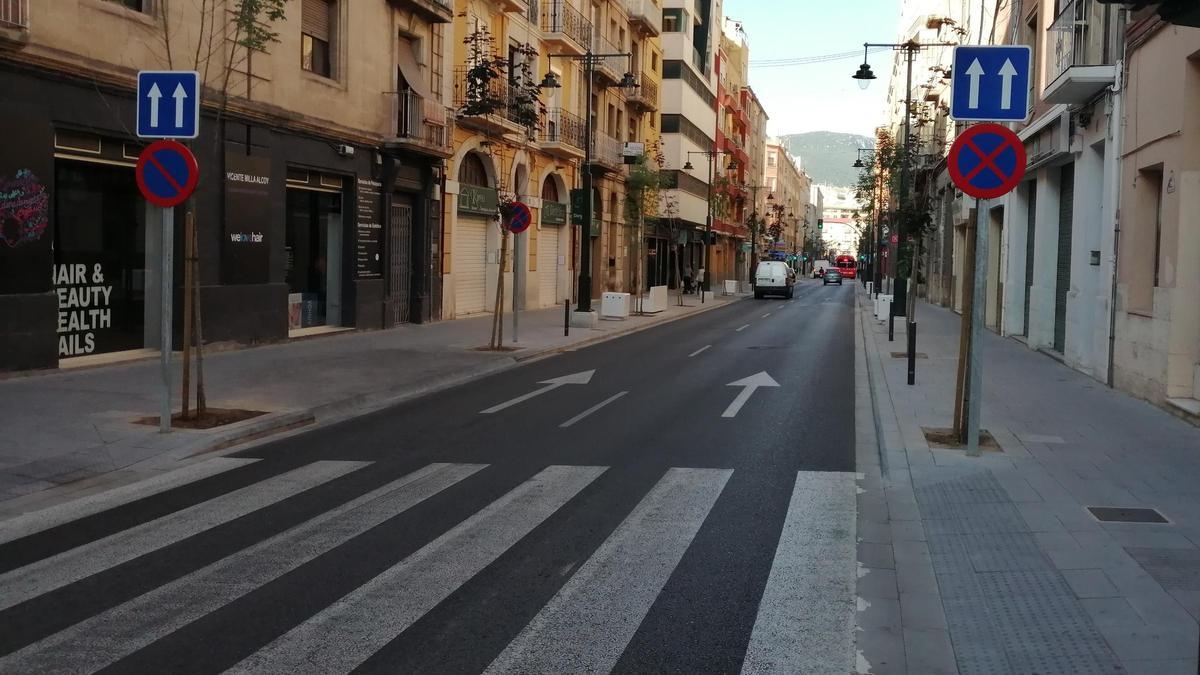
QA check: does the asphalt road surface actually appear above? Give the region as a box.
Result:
[0,280,857,675]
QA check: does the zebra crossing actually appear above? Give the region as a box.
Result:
[0,457,859,674]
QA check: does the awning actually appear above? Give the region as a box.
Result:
[396,37,435,102]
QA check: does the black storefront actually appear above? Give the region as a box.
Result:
[0,65,441,372]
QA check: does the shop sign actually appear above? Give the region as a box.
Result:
[459,185,498,216]
[355,177,383,279]
[223,152,272,285]
[568,189,599,237]
[54,263,114,357]
[541,201,567,226]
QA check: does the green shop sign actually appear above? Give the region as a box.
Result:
[458,185,499,216]
[541,201,567,226]
[569,189,600,236]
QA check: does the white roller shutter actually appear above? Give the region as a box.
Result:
[455,217,488,316]
[538,225,561,307]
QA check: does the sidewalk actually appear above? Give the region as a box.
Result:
[0,292,740,509]
[854,288,1200,674]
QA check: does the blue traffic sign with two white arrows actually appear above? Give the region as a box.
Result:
[136,71,200,139]
[950,45,1032,122]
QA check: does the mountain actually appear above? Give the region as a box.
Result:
[777,131,874,187]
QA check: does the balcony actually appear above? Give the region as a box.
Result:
[453,67,538,138]
[591,33,624,86]
[386,91,454,158]
[628,74,658,111]
[540,0,591,56]
[1045,0,1117,104]
[589,131,623,172]
[387,0,453,24]
[625,0,661,36]
[0,0,29,45]
[538,108,587,160]
[497,0,530,14]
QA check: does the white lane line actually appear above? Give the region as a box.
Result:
[485,468,732,674]
[736,324,750,332]
[688,345,711,358]
[762,312,772,318]
[560,392,629,428]
[0,457,259,545]
[741,471,858,675]
[228,465,607,675]
[0,460,366,613]
[0,463,485,675]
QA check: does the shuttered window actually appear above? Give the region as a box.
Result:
[301,0,335,78]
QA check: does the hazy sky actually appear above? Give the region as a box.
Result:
[724,0,901,138]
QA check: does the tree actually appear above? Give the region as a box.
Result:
[157,0,289,422]
[624,140,669,312]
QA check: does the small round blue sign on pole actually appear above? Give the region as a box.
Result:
[136,140,199,208]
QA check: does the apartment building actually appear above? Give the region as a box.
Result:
[0,0,454,371]
[443,0,661,318]
[763,140,810,264]
[1110,12,1200,419]
[659,0,722,291]
[713,18,751,284]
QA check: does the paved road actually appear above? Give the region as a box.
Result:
[0,280,857,674]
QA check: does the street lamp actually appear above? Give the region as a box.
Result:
[683,149,737,302]
[540,52,639,314]
[852,39,954,386]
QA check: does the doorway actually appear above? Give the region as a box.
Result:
[285,188,343,330]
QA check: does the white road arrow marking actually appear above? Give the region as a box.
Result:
[721,371,780,418]
[965,59,985,109]
[147,83,162,127]
[998,59,1018,110]
[480,370,595,414]
[172,83,188,128]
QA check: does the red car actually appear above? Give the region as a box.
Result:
[834,255,858,279]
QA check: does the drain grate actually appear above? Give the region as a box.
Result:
[1087,506,1169,524]
[890,352,929,358]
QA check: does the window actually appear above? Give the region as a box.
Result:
[459,152,489,187]
[663,9,683,32]
[1128,166,1163,312]
[302,0,336,78]
[768,152,777,167]
[107,0,151,12]
[651,52,659,73]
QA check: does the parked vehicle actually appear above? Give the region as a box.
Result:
[754,261,796,299]
[834,255,857,279]
[823,268,844,286]
[811,260,830,279]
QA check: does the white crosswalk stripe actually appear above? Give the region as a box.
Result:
[0,463,483,675]
[742,471,858,675]
[485,467,731,674]
[0,460,366,612]
[227,464,607,675]
[1,465,860,673]
[0,457,259,545]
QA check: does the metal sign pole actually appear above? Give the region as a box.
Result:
[160,206,174,433]
[513,237,520,344]
[966,198,988,456]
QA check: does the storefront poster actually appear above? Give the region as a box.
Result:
[53,262,114,357]
[355,176,383,279]
[223,152,272,285]
[541,201,566,226]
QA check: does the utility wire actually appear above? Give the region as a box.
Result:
[750,46,891,68]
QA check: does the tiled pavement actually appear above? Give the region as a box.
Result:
[854,286,1200,674]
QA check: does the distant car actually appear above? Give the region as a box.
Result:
[754,260,796,299]
[823,268,844,286]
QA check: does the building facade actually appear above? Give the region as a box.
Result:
[762,139,809,265]
[1110,15,1200,418]
[0,0,454,371]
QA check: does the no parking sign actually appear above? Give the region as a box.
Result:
[948,123,1026,199]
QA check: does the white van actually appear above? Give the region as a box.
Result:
[754,261,795,299]
[812,259,830,278]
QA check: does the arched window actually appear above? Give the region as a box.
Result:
[458,152,489,187]
[541,175,559,202]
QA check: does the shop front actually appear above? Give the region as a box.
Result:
[284,169,346,333]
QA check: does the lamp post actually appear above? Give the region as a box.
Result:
[854,147,880,296]
[540,53,638,314]
[683,150,737,303]
[852,40,954,386]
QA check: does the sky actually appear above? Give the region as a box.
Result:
[723,0,901,138]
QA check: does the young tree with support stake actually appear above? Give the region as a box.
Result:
[157,0,289,423]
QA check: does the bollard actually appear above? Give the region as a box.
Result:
[564,300,569,337]
[889,312,895,342]
[907,321,917,385]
